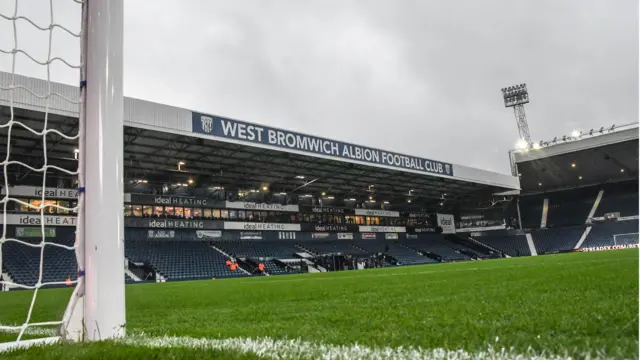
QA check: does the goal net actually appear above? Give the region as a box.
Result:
[613,233,639,246]
[0,0,125,351]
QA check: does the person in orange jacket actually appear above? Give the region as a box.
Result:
[258,263,264,273]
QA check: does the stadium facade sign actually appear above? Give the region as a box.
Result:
[579,244,639,252]
[196,230,222,239]
[303,206,352,214]
[406,212,431,219]
[128,194,211,206]
[192,113,454,177]
[1,185,78,199]
[1,214,76,226]
[124,218,223,229]
[225,201,299,212]
[147,230,175,239]
[436,213,456,234]
[354,209,400,217]
[409,227,437,233]
[359,226,406,233]
[224,222,301,231]
[301,224,355,232]
[337,233,354,240]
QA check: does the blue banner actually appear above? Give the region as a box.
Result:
[192,112,454,176]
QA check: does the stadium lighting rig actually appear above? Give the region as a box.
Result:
[501,83,532,145]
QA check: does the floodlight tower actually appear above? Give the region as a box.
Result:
[501,83,532,144]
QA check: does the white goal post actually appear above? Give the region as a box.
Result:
[612,233,639,246]
[0,0,125,351]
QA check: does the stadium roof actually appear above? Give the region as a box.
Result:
[513,123,639,192]
[0,72,519,210]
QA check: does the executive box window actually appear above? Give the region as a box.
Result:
[366,216,380,225]
[203,208,212,218]
[175,207,184,217]
[165,206,175,216]
[193,208,202,217]
[124,205,132,216]
[154,206,163,217]
[132,205,143,217]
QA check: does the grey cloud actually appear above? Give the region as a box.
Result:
[2,0,637,174]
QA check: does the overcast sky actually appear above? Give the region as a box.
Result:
[1,0,638,175]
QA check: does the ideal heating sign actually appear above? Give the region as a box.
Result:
[436,214,456,234]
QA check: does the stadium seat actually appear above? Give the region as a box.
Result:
[581,220,639,248]
[125,239,243,280]
[546,188,597,227]
[530,226,585,254]
[474,231,531,257]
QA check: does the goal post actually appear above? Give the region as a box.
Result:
[0,0,125,351]
[612,233,639,246]
[63,0,126,343]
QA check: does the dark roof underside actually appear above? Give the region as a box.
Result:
[1,106,511,211]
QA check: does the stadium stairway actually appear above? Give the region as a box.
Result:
[573,226,592,249]
[209,244,252,276]
[525,233,538,256]
[124,268,141,282]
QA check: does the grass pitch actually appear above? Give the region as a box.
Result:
[0,250,638,359]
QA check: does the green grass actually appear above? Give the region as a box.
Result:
[1,250,638,359]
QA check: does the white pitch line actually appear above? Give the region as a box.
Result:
[0,326,612,360]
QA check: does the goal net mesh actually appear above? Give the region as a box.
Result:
[613,233,639,246]
[0,0,84,345]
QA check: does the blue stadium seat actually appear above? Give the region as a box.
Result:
[474,231,531,257]
[531,226,585,253]
[582,220,639,248]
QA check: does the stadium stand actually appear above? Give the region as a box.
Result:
[594,181,639,217]
[352,241,437,265]
[546,187,597,227]
[473,231,531,257]
[298,241,365,256]
[403,234,470,261]
[518,195,543,229]
[581,220,639,248]
[212,240,300,259]
[2,228,76,287]
[125,239,241,280]
[530,226,585,254]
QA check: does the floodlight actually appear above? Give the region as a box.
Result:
[532,142,541,150]
[571,130,581,138]
[516,139,528,149]
[407,199,412,203]
[321,192,326,196]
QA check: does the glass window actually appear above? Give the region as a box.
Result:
[123,205,132,216]
[132,205,143,217]
[174,207,184,217]
[228,210,236,219]
[30,199,57,214]
[154,206,164,216]
[143,206,153,216]
[220,210,228,219]
[57,200,71,214]
[238,210,246,220]
[165,206,175,216]
[183,207,192,218]
[212,209,221,218]
[203,208,212,218]
[193,208,202,217]
[17,198,31,212]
